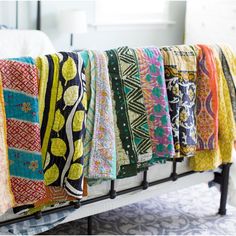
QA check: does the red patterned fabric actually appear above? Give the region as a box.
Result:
[0,60,38,96]
[10,177,46,205]
[7,119,41,152]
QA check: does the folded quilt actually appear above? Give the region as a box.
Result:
[195,44,218,150]
[160,46,197,158]
[135,47,175,163]
[83,50,116,181]
[37,52,87,198]
[0,75,14,214]
[0,57,46,206]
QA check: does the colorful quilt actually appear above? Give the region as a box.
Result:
[190,46,236,171]
[106,47,152,178]
[37,52,87,198]
[135,47,175,162]
[0,57,46,206]
[160,46,197,157]
[84,50,116,181]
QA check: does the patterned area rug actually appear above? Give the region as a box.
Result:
[42,184,236,235]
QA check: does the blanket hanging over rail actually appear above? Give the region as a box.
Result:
[0,57,46,206]
[135,47,175,163]
[83,50,116,181]
[37,52,87,198]
[106,47,153,178]
[160,45,197,158]
[195,44,218,150]
[0,44,236,218]
[190,45,236,171]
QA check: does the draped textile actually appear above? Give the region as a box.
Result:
[195,45,218,150]
[83,50,116,180]
[37,52,87,198]
[217,44,236,124]
[190,46,236,171]
[135,47,175,162]
[0,75,14,214]
[160,46,197,157]
[106,47,152,178]
[0,58,46,205]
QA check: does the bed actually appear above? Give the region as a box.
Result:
[0,29,234,235]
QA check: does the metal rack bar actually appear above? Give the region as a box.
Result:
[0,163,230,230]
[0,170,196,227]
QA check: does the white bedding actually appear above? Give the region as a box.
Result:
[0,30,55,58]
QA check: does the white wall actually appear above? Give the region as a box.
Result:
[0,1,36,29]
[40,1,186,51]
[0,1,186,51]
[185,0,236,50]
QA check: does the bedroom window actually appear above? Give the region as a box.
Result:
[94,0,171,27]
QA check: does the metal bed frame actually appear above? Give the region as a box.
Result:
[1,2,229,234]
[0,160,232,235]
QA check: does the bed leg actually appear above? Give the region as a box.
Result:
[142,170,149,190]
[219,163,232,216]
[87,215,93,235]
[109,180,117,199]
[170,159,178,181]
